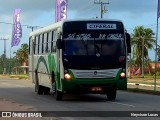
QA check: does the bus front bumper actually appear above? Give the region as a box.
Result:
[61,78,127,94]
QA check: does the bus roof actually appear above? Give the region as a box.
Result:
[29,19,123,36]
[29,20,64,36]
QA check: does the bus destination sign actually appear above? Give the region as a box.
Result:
[87,23,117,30]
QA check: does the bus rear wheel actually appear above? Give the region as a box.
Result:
[107,87,117,100]
[44,87,50,95]
[35,84,44,95]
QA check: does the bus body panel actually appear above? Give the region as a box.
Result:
[61,68,127,92]
[29,19,129,97]
[62,78,127,93]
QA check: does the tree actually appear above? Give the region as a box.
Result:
[16,43,29,65]
[131,26,155,75]
[157,45,160,61]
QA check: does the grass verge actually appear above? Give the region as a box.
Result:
[127,88,160,96]
[128,77,160,85]
[0,74,29,80]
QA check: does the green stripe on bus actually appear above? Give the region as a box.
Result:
[48,53,56,74]
[48,54,61,90]
[36,56,49,74]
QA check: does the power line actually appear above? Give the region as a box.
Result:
[27,26,40,32]
[0,21,43,28]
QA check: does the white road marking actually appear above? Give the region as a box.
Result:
[58,117,76,120]
[111,102,135,107]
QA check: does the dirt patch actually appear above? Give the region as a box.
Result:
[0,98,56,120]
[0,98,35,111]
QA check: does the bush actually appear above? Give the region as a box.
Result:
[156,72,160,76]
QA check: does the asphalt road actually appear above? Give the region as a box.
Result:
[0,77,160,120]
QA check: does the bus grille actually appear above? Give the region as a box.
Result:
[70,69,121,79]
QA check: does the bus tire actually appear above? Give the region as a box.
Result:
[107,87,117,100]
[55,90,63,101]
[44,87,50,95]
[52,71,56,96]
[55,82,63,100]
[35,72,43,95]
[36,84,44,95]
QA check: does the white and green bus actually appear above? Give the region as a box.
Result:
[29,19,131,100]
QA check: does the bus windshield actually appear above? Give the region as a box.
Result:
[63,31,125,56]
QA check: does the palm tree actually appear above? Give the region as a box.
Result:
[131,26,155,75]
[157,45,160,61]
[16,43,29,65]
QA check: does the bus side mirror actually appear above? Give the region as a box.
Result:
[56,32,64,49]
[126,33,131,53]
[56,38,63,49]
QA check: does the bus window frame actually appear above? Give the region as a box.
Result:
[29,37,31,55]
[51,31,54,52]
[39,34,43,54]
[35,35,39,54]
[43,32,48,54]
[48,31,52,53]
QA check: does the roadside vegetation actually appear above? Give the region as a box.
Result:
[0,43,28,75]
[127,88,160,96]
[128,26,160,84]
[0,74,29,80]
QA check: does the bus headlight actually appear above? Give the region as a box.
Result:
[64,73,72,80]
[120,72,126,78]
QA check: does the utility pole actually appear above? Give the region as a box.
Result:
[142,37,144,78]
[27,26,39,32]
[94,0,109,19]
[129,53,132,79]
[0,38,9,74]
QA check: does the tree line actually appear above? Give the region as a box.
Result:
[0,26,159,75]
[0,43,28,74]
[130,26,160,75]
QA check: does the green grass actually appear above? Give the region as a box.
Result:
[0,74,29,80]
[130,75,160,79]
[128,80,160,85]
[10,74,29,79]
[127,88,160,96]
[128,75,160,85]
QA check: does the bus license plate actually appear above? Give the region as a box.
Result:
[91,87,102,92]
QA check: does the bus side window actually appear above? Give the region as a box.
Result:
[42,34,44,54]
[39,34,43,54]
[29,36,34,55]
[43,33,48,53]
[48,31,52,52]
[35,36,39,54]
[51,31,56,52]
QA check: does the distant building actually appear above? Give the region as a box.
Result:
[129,62,160,75]
[150,62,160,69]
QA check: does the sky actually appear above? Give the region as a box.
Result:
[0,0,159,60]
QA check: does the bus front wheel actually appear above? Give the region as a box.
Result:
[55,90,63,101]
[107,87,117,100]
[35,72,43,95]
[54,83,63,100]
